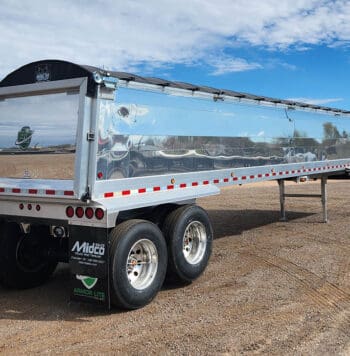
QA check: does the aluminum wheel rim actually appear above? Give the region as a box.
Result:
[126,239,158,290]
[183,221,207,264]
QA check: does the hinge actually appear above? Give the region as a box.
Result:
[82,186,91,202]
[87,132,95,141]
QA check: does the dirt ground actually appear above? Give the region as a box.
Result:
[0,179,350,355]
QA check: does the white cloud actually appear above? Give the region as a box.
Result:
[1,0,350,77]
[209,57,262,75]
[286,97,343,105]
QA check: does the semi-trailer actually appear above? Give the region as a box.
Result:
[0,60,349,309]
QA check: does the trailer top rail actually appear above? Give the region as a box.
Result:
[1,59,349,115]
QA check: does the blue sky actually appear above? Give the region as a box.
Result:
[1,0,350,109]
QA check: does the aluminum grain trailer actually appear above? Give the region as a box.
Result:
[0,60,349,309]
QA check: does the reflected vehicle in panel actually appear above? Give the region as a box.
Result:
[15,126,34,150]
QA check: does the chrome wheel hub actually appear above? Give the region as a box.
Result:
[183,221,207,264]
[126,239,158,290]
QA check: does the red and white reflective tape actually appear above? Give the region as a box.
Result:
[101,162,350,199]
[0,188,75,196]
[0,163,348,199]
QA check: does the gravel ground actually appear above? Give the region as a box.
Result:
[0,179,349,355]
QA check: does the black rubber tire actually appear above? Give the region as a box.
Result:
[0,222,58,289]
[109,219,167,310]
[163,205,213,283]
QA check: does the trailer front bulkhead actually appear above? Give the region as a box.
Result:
[0,60,349,309]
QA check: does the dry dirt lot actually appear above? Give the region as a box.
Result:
[0,180,350,355]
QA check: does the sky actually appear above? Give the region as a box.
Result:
[1,0,350,109]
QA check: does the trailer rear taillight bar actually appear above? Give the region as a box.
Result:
[65,206,105,220]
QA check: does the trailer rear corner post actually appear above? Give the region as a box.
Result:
[278,176,328,223]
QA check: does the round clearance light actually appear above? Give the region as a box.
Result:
[85,207,94,219]
[66,206,74,218]
[95,208,104,220]
[97,172,103,179]
[75,207,84,218]
[27,204,32,210]
[36,204,41,211]
[19,203,24,210]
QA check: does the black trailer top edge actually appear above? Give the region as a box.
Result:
[1,59,349,115]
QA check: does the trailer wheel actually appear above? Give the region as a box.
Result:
[163,205,213,283]
[109,220,167,309]
[0,222,57,289]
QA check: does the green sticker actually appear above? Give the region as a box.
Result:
[76,275,98,289]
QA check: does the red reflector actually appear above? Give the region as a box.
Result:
[138,188,146,193]
[29,189,38,194]
[241,176,247,180]
[153,186,161,191]
[279,172,283,175]
[46,190,55,195]
[258,174,262,178]
[203,180,209,185]
[167,185,174,190]
[27,204,32,210]
[97,172,103,179]
[95,208,104,220]
[36,205,41,211]
[12,188,21,193]
[66,206,74,218]
[192,182,198,186]
[250,175,254,179]
[265,173,270,177]
[233,177,238,181]
[0,188,4,192]
[64,190,74,196]
[180,183,187,188]
[19,203,24,210]
[122,190,131,196]
[224,178,229,182]
[213,179,219,184]
[285,171,289,174]
[76,207,84,218]
[104,192,114,198]
[85,207,94,219]
[272,173,277,176]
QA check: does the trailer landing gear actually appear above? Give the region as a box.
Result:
[278,176,328,223]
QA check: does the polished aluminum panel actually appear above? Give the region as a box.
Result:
[96,87,350,180]
[0,92,79,179]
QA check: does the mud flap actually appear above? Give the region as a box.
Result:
[69,226,110,308]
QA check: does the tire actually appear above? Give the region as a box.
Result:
[0,222,58,289]
[163,205,213,283]
[109,219,167,310]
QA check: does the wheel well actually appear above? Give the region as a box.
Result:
[115,203,180,229]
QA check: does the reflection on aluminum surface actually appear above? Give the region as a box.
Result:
[97,87,350,180]
[0,92,79,179]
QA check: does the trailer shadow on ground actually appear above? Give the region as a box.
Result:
[208,209,315,239]
[0,208,315,322]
